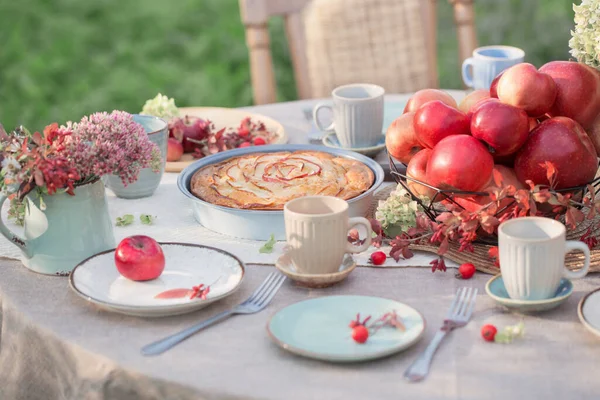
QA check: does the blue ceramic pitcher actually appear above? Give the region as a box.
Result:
[0,179,115,275]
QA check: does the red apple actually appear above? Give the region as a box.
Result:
[514,117,598,189]
[588,114,600,155]
[539,61,600,129]
[115,235,165,281]
[406,149,438,201]
[489,70,504,98]
[167,138,184,162]
[458,89,491,114]
[404,89,457,113]
[385,112,424,164]
[414,100,471,148]
[497,63,557,117]
[426,135,494,192]
[471,100,530,156]
[169,116,211,153]
[450,165,525,212]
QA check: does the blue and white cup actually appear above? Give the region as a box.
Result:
[461,46,525,90]
[313,83,384,148]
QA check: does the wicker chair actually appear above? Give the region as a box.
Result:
[239,0,477,104]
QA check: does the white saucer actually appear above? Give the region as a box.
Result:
[485,274,573,313]
[275,252,356,288]
[578,288,600,338]
[322,132,386,158]
[69,243,245,317]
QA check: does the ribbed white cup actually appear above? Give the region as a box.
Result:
[313,83,384,148]
[498,217,590,300]
[284,196,372,274]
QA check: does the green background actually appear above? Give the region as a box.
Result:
[0,0,575,130]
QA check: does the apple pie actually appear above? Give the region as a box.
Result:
[190,150,374,210]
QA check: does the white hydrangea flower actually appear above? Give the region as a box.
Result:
[569,0,600,69]
[140,93,180,119]
[1,156,21,173]
[375,184,424,237]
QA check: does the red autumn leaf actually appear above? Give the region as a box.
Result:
[532,188,552,203]
[565,207,585,229]
[438,237,449,255]
[492,168,504,187]
[525,179,536,191]
[462,218,479,232]
[539,161,558,188]
[402,247,414,259]
[480,214,500,234]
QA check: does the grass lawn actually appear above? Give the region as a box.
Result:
[0,0,575,130]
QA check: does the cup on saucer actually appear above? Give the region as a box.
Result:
[498,217,590,301]
[312,83,384,148]
[282,196,372,285]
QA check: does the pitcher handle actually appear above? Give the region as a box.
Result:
[0,195,30,256]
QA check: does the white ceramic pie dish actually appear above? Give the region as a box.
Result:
[177,144,384,240]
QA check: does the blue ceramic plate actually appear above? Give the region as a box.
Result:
[322,132,386,158]
[485,275,573,313]
[267,295,425,362]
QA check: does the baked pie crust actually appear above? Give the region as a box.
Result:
[190,150,374,210]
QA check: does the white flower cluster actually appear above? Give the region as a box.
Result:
[375,184,422,238]
[569,0,600,69]
[0,156,21,194]
[140,93,180,120]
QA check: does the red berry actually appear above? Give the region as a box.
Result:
[239,127,250,137]
[253,137,266,146]
[351,325,369,344]
[458,263,476,279]
[239,142,251,148]
[370,251,386,266]
[481,324,497,342]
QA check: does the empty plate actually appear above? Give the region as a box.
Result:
[578,288,600,338]
[267,295,425,362]
[69,243,245,317]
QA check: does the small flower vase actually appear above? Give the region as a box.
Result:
[104,114,167,199]
[0,179,115,275]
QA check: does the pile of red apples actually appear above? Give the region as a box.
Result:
[386,61,600,211]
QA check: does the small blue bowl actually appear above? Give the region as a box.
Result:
[104,114,168,199]
[486,274,573,313]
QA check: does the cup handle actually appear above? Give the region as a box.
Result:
[0,195,30,257]
[461,57,474,88]
[563,240,590,279]
[312,103,335,132]
[346,217,372,253]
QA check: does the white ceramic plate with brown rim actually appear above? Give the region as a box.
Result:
[69,243,245,317]
[578,288,600,338]
[165,107,288,173]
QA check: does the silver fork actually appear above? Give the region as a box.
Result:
[141,272,286,356]
[404,287,478,382]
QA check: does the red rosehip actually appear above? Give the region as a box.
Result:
[370,251,386,266]
[239,127,250,137]
[352,325,369,344]
[239,142,251,148]
[253,137,266,146]
[481,324,497,342]
[457,263,476,279]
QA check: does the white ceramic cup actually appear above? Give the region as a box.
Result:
[498,217,590,301]
[284,196,372,274]
[312,83,384,148]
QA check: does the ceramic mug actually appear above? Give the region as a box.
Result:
[104,114,167,199]
[284,196,372,274]
[312,83,384,148]
[461,45,525,90]
[498,217,590,301]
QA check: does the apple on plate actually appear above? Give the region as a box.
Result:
[458,89,491,114]
[426,135,494,192]
[385,112,424,164]
[497,63,557,117]
[167,138,184,162]
[514,116,598,189]
[414,100,471,149]
[404,89,457,113]
[470,100,530,156]
[539,61,600,129]
[115,235,166,281]
[406,149,438,201]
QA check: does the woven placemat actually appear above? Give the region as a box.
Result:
[372,184,600,274]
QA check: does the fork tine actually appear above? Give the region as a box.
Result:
[246,272,276,303]
[463,288,478,320]
[256,274,286,308]
[253,273,283,305]
[447,287,464,318]
[456,288,473,317]
[453,287,469,317]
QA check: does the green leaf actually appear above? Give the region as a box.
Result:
[140,214,155,225]
[116,214,134,227]
[259,234,276,254]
